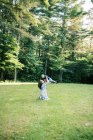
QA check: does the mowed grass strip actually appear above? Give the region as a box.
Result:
[0,83,93,140]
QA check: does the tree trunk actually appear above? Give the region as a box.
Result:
[0,70,4,81]
[45,59,47,75]
[14,29,20,82]
[14,66,17,82]
[59,70,63,82]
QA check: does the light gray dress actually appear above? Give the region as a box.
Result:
[40,82,48,100]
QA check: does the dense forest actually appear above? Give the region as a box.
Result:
[0,0,93,83]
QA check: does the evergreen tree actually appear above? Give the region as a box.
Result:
[0,33,23,81]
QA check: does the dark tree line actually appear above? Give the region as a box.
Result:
[0,0,93,83]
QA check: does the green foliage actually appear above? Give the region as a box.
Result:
[0,0,93,83]
[18,38,43,81]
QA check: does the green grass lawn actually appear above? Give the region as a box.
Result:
[0,83,93,140]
